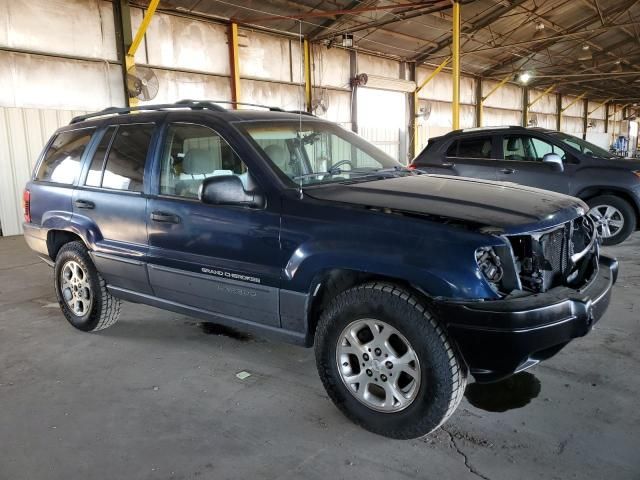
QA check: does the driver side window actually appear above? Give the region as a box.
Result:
[160,123,248,199]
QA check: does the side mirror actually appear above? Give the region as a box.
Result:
[199,175,265,208]
[542,153,564,172]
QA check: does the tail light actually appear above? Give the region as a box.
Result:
[23,189,31,223]
[407,164,417,170]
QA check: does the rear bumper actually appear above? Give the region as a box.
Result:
[437,255,618,383]
[23,223,50,258]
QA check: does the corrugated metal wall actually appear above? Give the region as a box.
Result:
[0,107,89,236]
[0,0,629,235]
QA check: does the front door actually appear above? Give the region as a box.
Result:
[146,120,282,327]
[496,134,574,194]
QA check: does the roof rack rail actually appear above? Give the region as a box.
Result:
[70,99,316,124]
[70,100,226,124]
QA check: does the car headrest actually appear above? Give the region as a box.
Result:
[506,137,519,151]
[183,149,214,175]
[264,144,288,170]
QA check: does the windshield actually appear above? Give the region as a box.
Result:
[549,132,615,159]
[242,121,405,185]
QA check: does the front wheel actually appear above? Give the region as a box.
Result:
[315,282,467,439]
[587,195,636,245]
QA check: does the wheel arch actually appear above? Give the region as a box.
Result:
[577,186,640,224]
[303,268,432,346]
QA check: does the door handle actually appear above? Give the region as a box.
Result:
[442,162,455,168]
[500,168,517,174]
[150,211,181,224]
[74,199,95,209]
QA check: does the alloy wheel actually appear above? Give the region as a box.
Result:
[60,260,92,317]
[336,318,421,413]
[588,205,625,239]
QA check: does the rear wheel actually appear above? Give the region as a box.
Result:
[54,241,121,332]
[315,282,467,439]
[587,195,636,245]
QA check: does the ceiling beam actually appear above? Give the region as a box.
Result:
[480,0,639,76]
[411,0,530,64]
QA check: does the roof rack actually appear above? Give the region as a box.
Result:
[70,99,315,124]
[70,100,227,124]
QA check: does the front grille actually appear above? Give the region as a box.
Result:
[539,225,568,291]
[508,216,598,293]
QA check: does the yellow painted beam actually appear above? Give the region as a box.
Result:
[452,1,461,130]
[228,22,241,108]
[586,97,613,116]
[127,0,160,57]
[304,39,312,112]
[560,91,588,113]
[415,57,451,94]
[477,74,512,127]
[528,83,557,108]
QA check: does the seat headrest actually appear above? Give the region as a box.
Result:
[264,144,288,169]
[506,137,519,151]
[183,149,214,175]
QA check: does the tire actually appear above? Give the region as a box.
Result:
[587,195,636,246]
[315,282,467,439]
[54,241,121,332]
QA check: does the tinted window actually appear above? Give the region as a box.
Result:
[159,123,247,199]
[503,135,568,162]
[102,124,154,192]
[446,137,492,159]
[85,126,117,187]
[530,137,567,161]
[36,128,95,184]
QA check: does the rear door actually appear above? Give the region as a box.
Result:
[496,133,574,194]
[73,122,158,294]
[439,135,498,181]
[145,117,282,327]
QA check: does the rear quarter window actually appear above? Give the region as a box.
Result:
[36,128,95,184]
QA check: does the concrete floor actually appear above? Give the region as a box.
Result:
[0,235,638,480]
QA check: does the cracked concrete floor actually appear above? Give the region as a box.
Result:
[1,234,639,480]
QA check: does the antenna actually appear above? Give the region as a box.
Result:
[298,19,305,199]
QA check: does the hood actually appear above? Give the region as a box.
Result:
[584,156,640,171]
[306,175,587,234]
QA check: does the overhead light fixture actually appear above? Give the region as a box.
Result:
[533,22,545,39]
[517,71,533,84]
[342,33,354,48]
[582,44,590,50]
[612,60,623,73]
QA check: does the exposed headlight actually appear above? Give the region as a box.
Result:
[476,247,504,292]
[633,170,640,180]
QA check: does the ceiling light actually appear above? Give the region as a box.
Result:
[342,33,354,48]
[533,22,545,39]
[582,44,590,50]
[517,71,533,84]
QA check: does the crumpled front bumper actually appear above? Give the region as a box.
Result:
[436,255,618,383]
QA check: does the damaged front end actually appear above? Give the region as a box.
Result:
[480,215,599,297]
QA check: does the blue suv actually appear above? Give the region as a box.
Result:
[23,100,617,439]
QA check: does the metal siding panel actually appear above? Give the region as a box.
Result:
[0,107,88,236]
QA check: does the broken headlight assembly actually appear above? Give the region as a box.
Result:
[475,245,523,297]
[475,247,505,295]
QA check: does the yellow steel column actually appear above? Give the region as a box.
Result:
[304,39,312,112]
[228,23,241,109]
[126,0,160,107]
[452,1,461,130]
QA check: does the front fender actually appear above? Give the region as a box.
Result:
[283,238,498,300]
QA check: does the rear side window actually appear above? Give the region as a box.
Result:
[446,136,493,159]
[36,128,95,184]
[85,126,117,187]
[101,124,154,192]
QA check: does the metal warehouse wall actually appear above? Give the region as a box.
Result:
[0,108,89,236]
[0,0,625,235]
